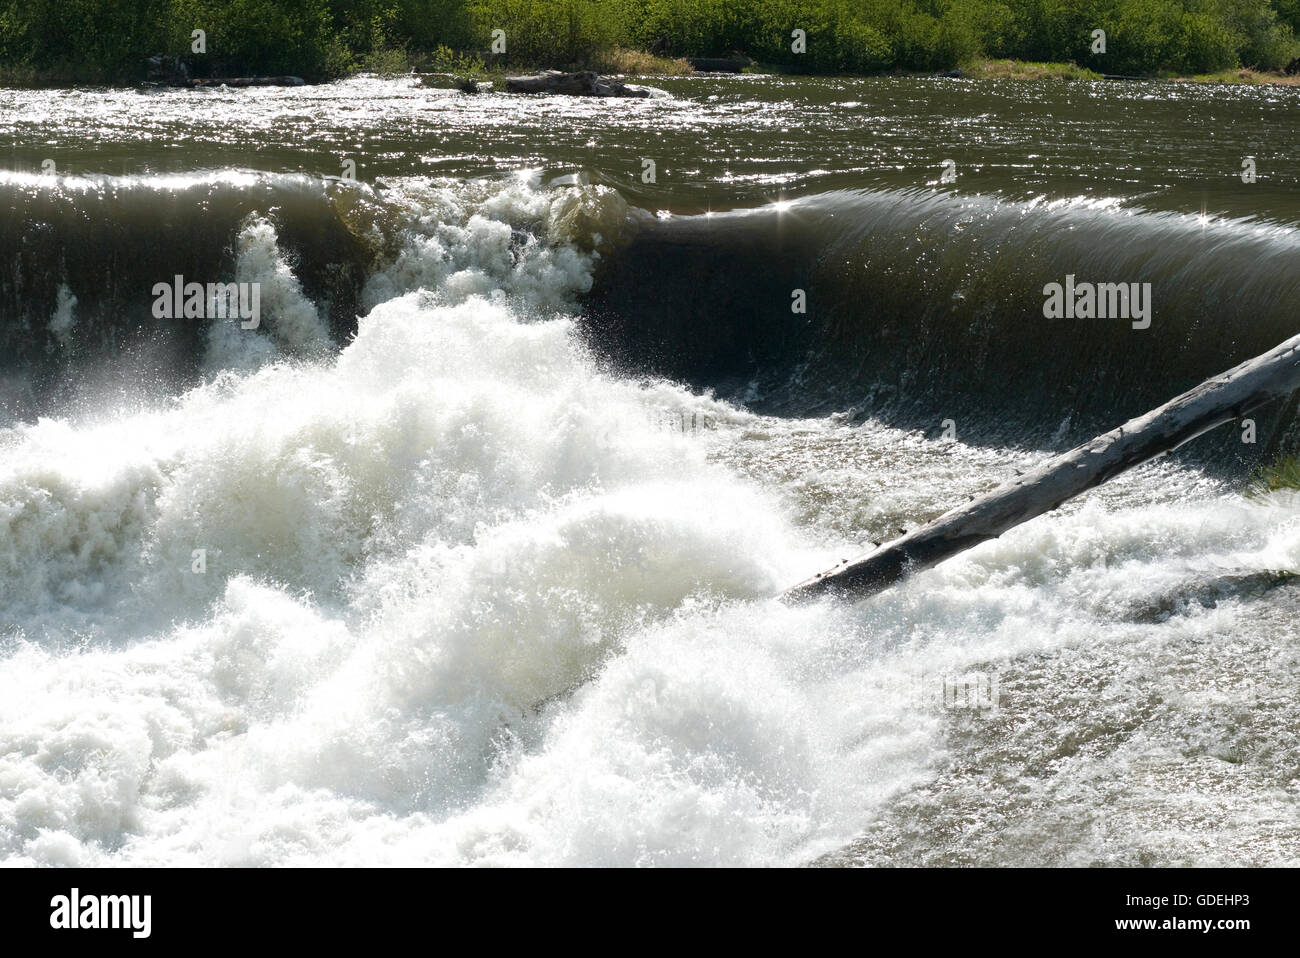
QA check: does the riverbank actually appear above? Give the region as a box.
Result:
[9,55,1300,90]
[2,0,1298,89]
[959,58,1300,85]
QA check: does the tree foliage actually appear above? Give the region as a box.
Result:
[0,0,1295,83]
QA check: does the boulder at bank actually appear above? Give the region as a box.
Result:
[504,71,649,97]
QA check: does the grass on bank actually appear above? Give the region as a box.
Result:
[350,39,693,80]
[961,57,1300,84]
[1180,66,1300,83]
[589,47,695,75]
[959,58,1103,80]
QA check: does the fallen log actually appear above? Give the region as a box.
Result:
[785,331,1300,603]
[144,56,305,87]
[188,76,306,87]
[504,70,649,97]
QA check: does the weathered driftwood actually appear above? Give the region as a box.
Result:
[188,76,306,87]
[415,74,492,93]
[145,56,305,87]
[785,331,1300,602]
[504,70,649,98]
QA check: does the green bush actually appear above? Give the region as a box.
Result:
[835,17,895,72]
[1275,0,1300,31]
[1218,0,1297,68]
[467,0,632,64]
[166,0,349,78]
[397,0,476,52]
[0,0,1298,83]
[0,0,170,80]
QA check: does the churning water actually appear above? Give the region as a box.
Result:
[0,75,1297,866]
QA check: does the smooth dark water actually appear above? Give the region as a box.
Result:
[5,74,1299,217]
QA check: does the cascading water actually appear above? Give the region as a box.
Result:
[1,75,1297,867]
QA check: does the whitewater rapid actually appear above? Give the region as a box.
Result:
[2,172,1297,866]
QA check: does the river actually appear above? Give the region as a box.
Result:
[0,74,1297,866]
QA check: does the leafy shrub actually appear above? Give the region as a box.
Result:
[166,0,349,78]
[1,0,1298,83]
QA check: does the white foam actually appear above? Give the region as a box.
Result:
[359,175,623,314]
[48,284,77,346]
[202,215,332,372]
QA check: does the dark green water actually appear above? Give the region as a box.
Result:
[5,74,1299,217]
